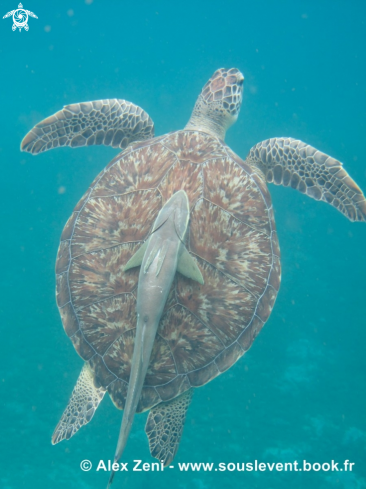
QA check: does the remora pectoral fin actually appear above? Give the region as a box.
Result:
[124,241,148,271]
[177,247,204,284]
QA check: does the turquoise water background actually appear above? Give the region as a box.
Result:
[1,1,366,488]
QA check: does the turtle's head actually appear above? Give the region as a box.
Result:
[185,68,244,140]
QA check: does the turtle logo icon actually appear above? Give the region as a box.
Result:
[3,3,38,31]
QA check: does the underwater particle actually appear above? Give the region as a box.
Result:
[44,25,51,32]
[85,0,93,4]
[67,9,74,17]
[58,186,66,195]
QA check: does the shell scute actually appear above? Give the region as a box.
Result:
[61,212,78,241]
[237,316,264,351]
[188,361,220,387]
[56,272,70,307]
[159,159,203,206]
[203,157,271,235]
[69,243,139,308]
[189,199,273,297]
[89,355,116,388]
[145,335,178,386]
[70,189,161,257]
[163,131,226,163]
[56,240,70,274]
[103,330,135,383]
[71,330,95,360]
[107,379,127,409]
[255,285,277,323]
[92,143,176,197]
[215,342,244,373]
[59,302,79,337]
[136,387,161,412]
[78,295,137,356]
[158,305,224,374]
[155,375,191,403]
[176,260,257,346]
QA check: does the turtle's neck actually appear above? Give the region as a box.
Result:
[185,113,226,141]
[184,95,229,141]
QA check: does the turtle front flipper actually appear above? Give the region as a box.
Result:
[145,389,194,466]
[247,138,366,222]
[52,363,106,445]
[21,99,154,155]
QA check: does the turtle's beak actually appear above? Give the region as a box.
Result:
[237,72,244,84]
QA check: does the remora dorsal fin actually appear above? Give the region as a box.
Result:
[177,247,204,284]
[124,241,148,271]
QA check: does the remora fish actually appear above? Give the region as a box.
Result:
[107,190,203,487]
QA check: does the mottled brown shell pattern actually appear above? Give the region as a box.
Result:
[55,130,281,413]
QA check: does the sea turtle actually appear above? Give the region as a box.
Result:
[21,68,366,482]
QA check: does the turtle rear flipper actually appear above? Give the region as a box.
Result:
[145,389,194,466]
[247,138,366,222]
[52,363,106,445]
[21,99,154,155]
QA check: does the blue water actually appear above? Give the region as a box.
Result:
[1,1,366,488]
